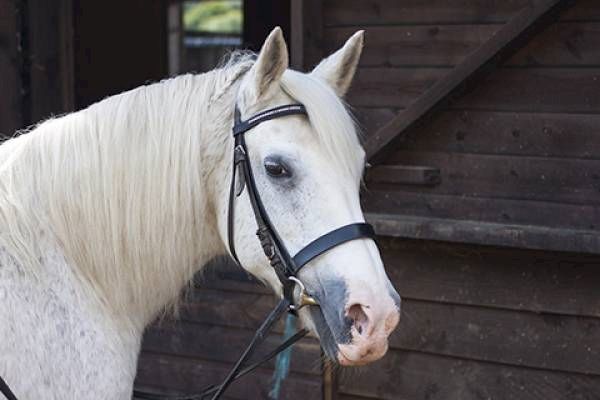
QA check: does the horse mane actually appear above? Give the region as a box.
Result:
[0,51,361,328]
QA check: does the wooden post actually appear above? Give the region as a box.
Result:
[0,0,25,136]
[290,0,322,71]
[28,0,75,123]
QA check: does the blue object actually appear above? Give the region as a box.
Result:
[269,313,296,399]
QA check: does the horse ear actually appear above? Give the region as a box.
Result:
[311,30,364,97]
[242,27,289,103]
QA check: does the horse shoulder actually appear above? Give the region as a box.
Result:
[0,246,142,399]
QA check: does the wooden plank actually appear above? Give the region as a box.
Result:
[323,358,337,400]
[369,213,600,254]
[363,190,599,231]
[399,110,600,160]
[142,321,321,376]
[363,0,578,162]
[27,0,74,123]
[349,67,444,109]
[181,288,284,331]
[393,299,600,375]
[510,21,600,66]
[338,395,373,400]
[136,353,321,400]
[194,259,271,295]
[290,0,323,70]
[378,237,600,317]
[290,0,304,70]
[378,151,600,205]
[454,67,600,112]
[350,67,600,112]
[366,165,441,186]
[326,25,499,67]
[323,0,599,26]
[354,107,398,136]
[337,349,600,400]
[327,22,600,68]
[0,0,23,136]
[356,108,600,159]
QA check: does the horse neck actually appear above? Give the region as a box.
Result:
[1,71,240,330]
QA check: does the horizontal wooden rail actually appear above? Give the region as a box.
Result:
[366,213,600,255]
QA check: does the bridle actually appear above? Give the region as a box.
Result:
[227,103,376,312]
[0,101,376,400]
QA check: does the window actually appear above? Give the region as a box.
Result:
[169,0,244,74]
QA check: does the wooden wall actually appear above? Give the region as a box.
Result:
[0,0,74,137]
[337,237,600,400]
[315,0,600,255]
[305,0,600,399]
[135,262,324,399]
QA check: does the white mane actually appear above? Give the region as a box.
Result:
[0,53,361,327]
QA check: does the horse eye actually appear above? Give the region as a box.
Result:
[264,157,290,178]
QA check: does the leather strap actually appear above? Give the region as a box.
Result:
[0,375,17,400]
[293,223,376,272]
[232,104,306,136]
[132,299,307,400]
[228,104,310,303]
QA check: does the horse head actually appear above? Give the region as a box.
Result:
[219,28,401,366]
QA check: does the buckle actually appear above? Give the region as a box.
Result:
[287,276,319,311]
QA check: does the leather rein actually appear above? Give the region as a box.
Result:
[0,102,376,400]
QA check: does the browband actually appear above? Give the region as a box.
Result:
[233,104,307,136]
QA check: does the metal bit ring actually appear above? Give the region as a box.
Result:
[288,276,319,310]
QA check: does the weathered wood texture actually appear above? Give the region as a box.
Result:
[136,263,323,399]
[27,0,74,123]
[323,0,600,26]
[290,0,323,70]
[336,238,600,400]
[314,0,600,254]
[362,0,579,161]
[307,1,600,399]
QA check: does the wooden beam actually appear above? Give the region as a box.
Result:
[0,0,25,136]
[322,358,337,400]
[366,213,600,255]
[290,0,323,71]
[364,0,577,163]
[28,0,75,123]
[366,165,441,186]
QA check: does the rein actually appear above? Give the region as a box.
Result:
[0,101,376,400]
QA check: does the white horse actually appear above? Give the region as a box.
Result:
[0,28,400,399]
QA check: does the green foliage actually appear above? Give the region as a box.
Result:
[183,1,243,34]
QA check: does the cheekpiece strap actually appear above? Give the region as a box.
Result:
[233,104,307,136]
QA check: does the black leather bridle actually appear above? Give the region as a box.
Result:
[227,103,376,311]
[0,102,376,400]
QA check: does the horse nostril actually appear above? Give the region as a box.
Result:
[347,303,370,337]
